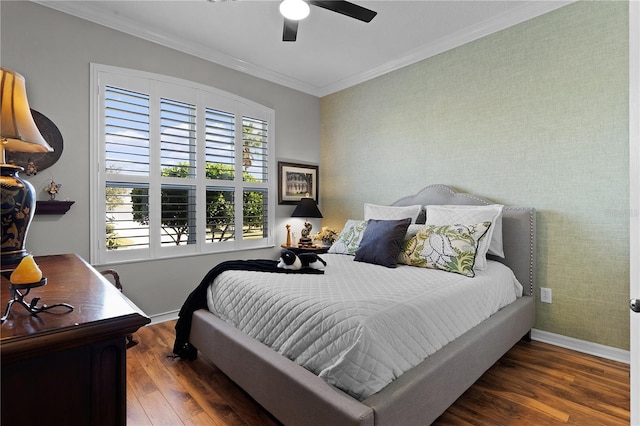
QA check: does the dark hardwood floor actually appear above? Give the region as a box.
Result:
[126,321,630,425]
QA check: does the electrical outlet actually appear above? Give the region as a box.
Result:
[540,287,552,304]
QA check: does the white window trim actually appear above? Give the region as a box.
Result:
[90,63,275,265]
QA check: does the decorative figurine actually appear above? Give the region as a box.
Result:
[286,224,292,246]
[44,180,62,200]
[299,221,313,247]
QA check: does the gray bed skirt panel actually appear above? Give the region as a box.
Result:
[190,294,534,426]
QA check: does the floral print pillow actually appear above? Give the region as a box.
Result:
[399,222,491,277]
[328,220,368,255]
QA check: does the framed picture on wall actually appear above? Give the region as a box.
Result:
[278,162,319,205]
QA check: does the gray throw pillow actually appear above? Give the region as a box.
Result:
[354,218,412,268]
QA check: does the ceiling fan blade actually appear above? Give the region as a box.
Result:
[283,18,298,42]
[309,1,377,23]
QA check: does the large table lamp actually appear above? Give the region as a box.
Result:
[1,68,53,265]
[291,197,322,247]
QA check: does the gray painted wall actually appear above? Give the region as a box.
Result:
[1,1,321,317]
[1,1,632,351]
[320,1,630,350]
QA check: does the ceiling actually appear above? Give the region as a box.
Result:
[36,0,572,97]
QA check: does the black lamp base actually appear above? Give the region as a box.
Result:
[1,164,35,266]
[1,251,28,266]
[298,237,313,248]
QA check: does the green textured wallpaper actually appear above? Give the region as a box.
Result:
[320,1,630,349]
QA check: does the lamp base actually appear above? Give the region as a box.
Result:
[298,237,313,248]
[1,251,28,266]
[1,164,36,265]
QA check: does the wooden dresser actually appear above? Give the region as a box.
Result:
[1,253,150,425]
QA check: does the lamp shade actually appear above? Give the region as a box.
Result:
[1,68,53,153]
[291,198,323,218]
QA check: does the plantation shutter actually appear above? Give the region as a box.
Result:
[205,108,235,179]
[242,116,268,182]
[206,187,235,243]
[104,86,150,176]
[160,98,196,179]
[93,65,274,264]
[105,183,150,251]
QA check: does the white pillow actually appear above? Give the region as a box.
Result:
[425,204,504,270]
[364,203,422,223]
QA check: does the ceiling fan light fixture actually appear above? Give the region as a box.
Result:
[279,0,310,21]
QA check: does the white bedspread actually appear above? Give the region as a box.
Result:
[206,253,522,400]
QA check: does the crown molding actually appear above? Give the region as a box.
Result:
[33,1,574,98]
[32,1,321,95]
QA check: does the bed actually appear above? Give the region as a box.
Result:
[175,184,536,425]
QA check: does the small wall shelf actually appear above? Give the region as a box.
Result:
[35,200,75,215]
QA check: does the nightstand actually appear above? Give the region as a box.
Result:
[280,244,329,254]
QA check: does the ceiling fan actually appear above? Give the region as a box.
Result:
[279,0,377,42]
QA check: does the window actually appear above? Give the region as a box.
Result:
[91,64,275,264]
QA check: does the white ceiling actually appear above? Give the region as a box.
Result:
[36,0,572,97]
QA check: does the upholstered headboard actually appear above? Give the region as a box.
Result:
[392,184,536,296]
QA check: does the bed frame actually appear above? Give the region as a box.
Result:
[189,184,536,425]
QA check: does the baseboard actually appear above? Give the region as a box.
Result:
[147,310,179,325]
[532,328,630,364]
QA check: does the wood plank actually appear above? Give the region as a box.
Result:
[137,342,208,422]
[128,349,159,397]
[127,321,630,425]
[126,381,153,426]
[446,343,629,425]
[138,390,184,425]
[147,324,286,424]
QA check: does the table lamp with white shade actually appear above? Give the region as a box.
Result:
[1,68,53,264]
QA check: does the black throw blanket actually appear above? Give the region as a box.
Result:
[172,259,324,359]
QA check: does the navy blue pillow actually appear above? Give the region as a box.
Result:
[354,218,412,268]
